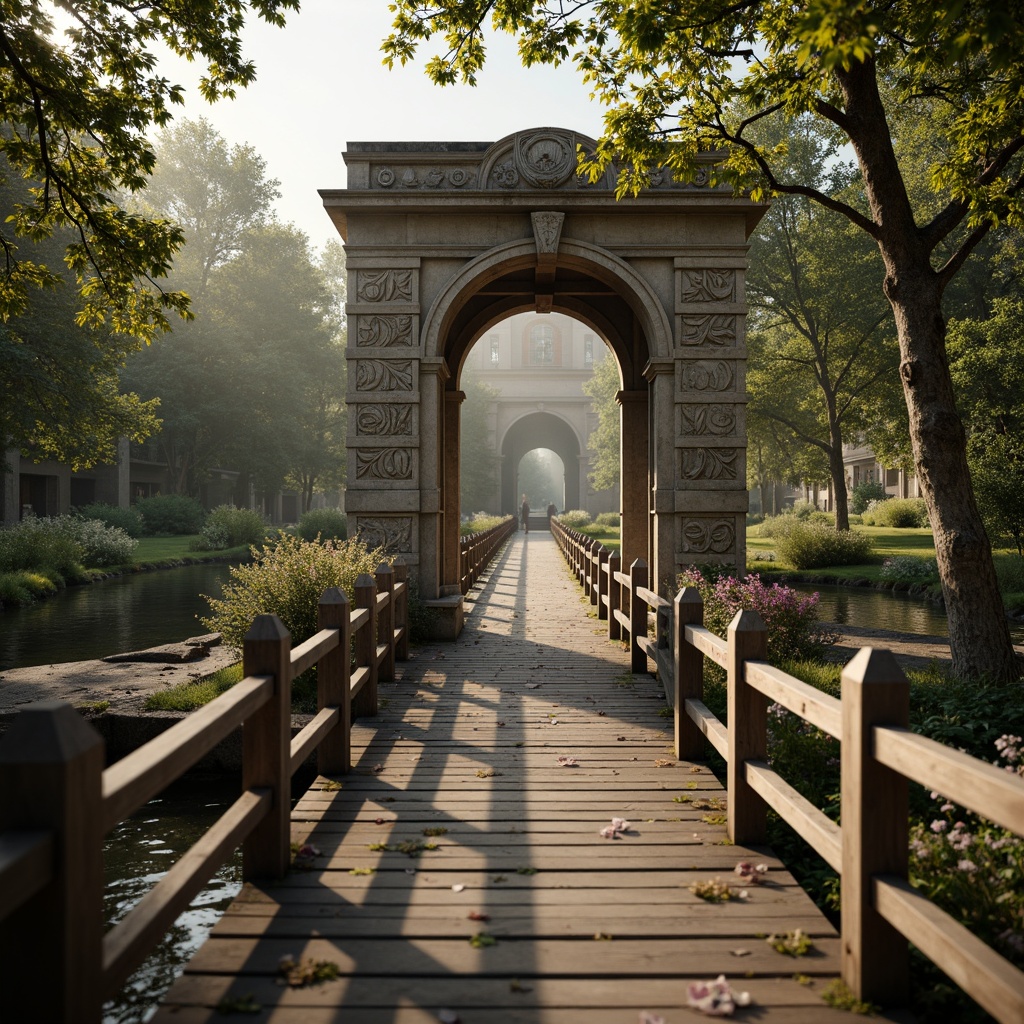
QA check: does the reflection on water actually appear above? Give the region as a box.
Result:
[0,563,233,670]
[794,582,1024,644]
[102,777,241,1024]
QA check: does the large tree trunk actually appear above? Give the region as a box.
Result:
[838,58,1019,682]
[824,396,851,531]
[886,265,1018,680]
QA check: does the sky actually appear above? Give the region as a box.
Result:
[158,0,605,255]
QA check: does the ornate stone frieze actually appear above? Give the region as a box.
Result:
[492,160,520,189]
[680,269,736,304]
[357,516,412,554]
[357,314,414,347]
[679,404,736,436]
[357,270,413,303]
[356,404,413,436]
[356,447,413,480]
[679,447,738,481]
[680,314,737,346]
[356,359,414,392]
[680,518,736,555]
[374,166,474,189]
[679,360,734,393]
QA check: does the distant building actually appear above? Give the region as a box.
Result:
[462,311,619,516]
[797,439,920,512]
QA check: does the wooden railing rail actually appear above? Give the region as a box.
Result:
[551,527,1024,1023]
[0,563,410,1023]
[460,515,517,595]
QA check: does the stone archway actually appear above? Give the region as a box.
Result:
[322,127,764,635]
[499,410,583,514]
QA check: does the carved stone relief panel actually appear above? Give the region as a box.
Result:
[680,269,736,304]
[678,360,735,394]
[679,448,739,482]
[356,516,413,554]
[679,517,736,555]
[357,269,414,304]
[357,314,415,348]
[679,404,737,437]
[356,359,414,392]
[356,404,413,436]
[355,447,414,481]
[679,314,737,347]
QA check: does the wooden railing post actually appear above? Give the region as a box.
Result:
[629,558,648,673]
[352,573,378,719]
[393,558,410,661]
[318,588,351,775]
[242,614,291,880]
[589,542,602,606]
[841,647,910,1005]
[0,702,104,1023]
[673,587,705,760]
[597,546,610,621]
[607,551,622,641]
[727,609,769,844]
[376,562,395,682]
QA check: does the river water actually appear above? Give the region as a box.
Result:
[0,562,233,670]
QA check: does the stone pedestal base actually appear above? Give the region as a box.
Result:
[424,595,465,640]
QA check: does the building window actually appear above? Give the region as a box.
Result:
[529,324,555,365]
[489,335,500,366]
[584,334,594,366]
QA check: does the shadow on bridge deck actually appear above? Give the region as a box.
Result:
[156,532,858,1023]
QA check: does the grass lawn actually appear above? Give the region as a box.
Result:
[130,535,252,564]
[578,524,621,552]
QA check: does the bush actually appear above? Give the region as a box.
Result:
[872,497,930,528]
[557,509,592,529]
[0,516,83,578]
[67,517,138,566]
[775,520,874,569]
[879,555,938,583]
[460,514,506,536]
[191,505,268,550]
[76,502,144,538]
[296,507,347,542]
[594,512,620,527]
[202,534,390,653]
[677,567,837,665]
[135,494,206,535]
[849,481,887,514]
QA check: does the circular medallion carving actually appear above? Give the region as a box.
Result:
[515,130,575,189]
[376,167,396,188]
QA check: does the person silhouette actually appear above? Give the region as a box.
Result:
[520,494,530,533]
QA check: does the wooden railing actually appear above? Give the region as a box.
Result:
[0,562,408,1023]
[460,515,517,595]
[551,520,1024,1023]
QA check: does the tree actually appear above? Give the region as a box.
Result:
[746,121,900,530]
[460,367,500,512]
[0,0,296,339]
[581,348,620,493]
[385,1,1024,680]
[948,297,1024,556]
[139,118,281,298]
[0,180,159,469]
[124,124,343,501]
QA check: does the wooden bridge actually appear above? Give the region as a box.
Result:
[1,521,1022,1022]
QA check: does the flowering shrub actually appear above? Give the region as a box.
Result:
[557,509,592,529]
[879,555,938,583]
[678,568,837,665]
[908,736,1024,968]
[76,501,145,538]
[594,511,620,527]
[863,496,930,528]
[0,513,136,569]
[202,533,390,652]
[460,514,506,536]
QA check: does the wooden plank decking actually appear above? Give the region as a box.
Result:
[155,532,852,1023]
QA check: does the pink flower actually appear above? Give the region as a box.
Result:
[734,861,768,885]
[930,820,947,833]
[686,975,751,1016]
